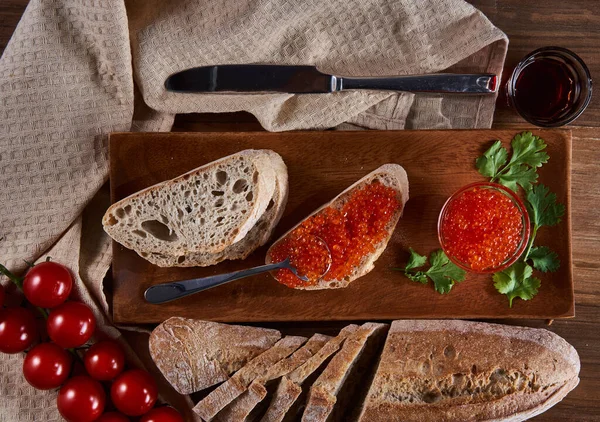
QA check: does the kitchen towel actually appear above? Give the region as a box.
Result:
[0,0,507,419]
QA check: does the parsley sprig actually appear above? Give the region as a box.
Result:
[478,132,564,306]
[394,248,466,294]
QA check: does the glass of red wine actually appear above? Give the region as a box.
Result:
[507,47,592,127]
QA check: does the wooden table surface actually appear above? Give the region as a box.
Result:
[2,1,599,420]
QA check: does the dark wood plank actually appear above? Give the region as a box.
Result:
[110,129,573,323]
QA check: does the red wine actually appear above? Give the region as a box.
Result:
[512,58,577,123]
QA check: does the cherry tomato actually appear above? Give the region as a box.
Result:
[0,284,5,306]
[23,261,73,308]
[84,340,126,381]
[111,369,157,416]
[57,375,106,422]
[96,412,130,422]
[23,342,72,389]
[0,307,38,353]
[47,302,96,348]
[140,406,184,422]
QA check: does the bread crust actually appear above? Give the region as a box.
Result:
[149,317,281,395]
[266,164,409,290]
[260,325,360,422]
[194,336,307,421]
[357,320,581,422]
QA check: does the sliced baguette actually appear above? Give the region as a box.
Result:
[213,334,331,422]
[194,336,307,421]
[142,151,289,267]
[260,325,360,422]
[301,322,389,422]
[357,320,581,422]
[103,149,278,256]
[149,317,281,395]
[266,164,409,290]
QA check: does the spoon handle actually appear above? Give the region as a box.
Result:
[144,260,288,304]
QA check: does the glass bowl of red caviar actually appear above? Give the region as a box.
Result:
[437,182,531,274]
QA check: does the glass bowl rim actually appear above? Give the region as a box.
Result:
[506,46,593,128]
[437,181,531,274]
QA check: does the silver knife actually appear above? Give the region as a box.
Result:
[165,65,497,94]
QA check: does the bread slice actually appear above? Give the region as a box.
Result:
[194,336,307,421]
[142,151,289,267]
[301,322,389,422]
[149,317,281,395]
[357,320,581,422]
[213,334,331,422]
[266,164,409,290]
[260,325,360,422]
[103,149,278,256]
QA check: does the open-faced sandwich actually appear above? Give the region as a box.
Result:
[266,164,409,290]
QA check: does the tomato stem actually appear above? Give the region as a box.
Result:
[0,263,23,289]
[0,262,48,319]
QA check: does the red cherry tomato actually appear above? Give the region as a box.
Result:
[111,369,158,416]
[0,284,5,306]
[140,406,184,422]
[23,261,73,308]
[96,412,130,422]
[57,375,106,422]
[0,307,38,353]
[23,342,72,389]
[84,340,126,381]
[47,302,96,348]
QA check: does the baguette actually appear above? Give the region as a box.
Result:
[141,151,289,267]
[301,323,388,422]
[357,320,581,422]
[260,325,360,422]
[266,164,409,290]
[103,149,277,256]
[194,336,307,421]
[213,334,331,422]
[149,317,281,395]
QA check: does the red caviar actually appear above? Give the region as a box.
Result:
[439,183,528,272]
[269,183,401,288]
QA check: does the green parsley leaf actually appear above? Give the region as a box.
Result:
[493,262,541,307]
[405,271,428,284]
[405,248,427,271]
[476,140,508,178]
[507,132,549,169]
[526,184,565,228]
[425,250,467,294]
[528,246,560,272]
[495,164,539,192]
[396,249,466,293]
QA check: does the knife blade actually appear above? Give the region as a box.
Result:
[164,65,497,94]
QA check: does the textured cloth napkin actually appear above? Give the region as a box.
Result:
[0,0,507,419]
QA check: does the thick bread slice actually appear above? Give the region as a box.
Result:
[149,317,281,395]
[266,164,409,290]
[194,336,307,421]
[358,320,581,422]
[301,322,389,422]
[214,334,331,422]
[143,151,289,267]
[103,149,277,256]
[260,325,360,422]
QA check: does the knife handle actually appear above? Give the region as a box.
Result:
[340,73,497,94]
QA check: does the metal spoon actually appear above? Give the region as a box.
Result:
[144,236,332,304]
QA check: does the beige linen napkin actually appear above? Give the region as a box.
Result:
[0,0,506,419]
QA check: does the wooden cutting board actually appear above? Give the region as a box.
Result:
[109,130,573,324]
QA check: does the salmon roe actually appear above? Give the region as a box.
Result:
[269,182,401,288]
[439,184,527,272]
